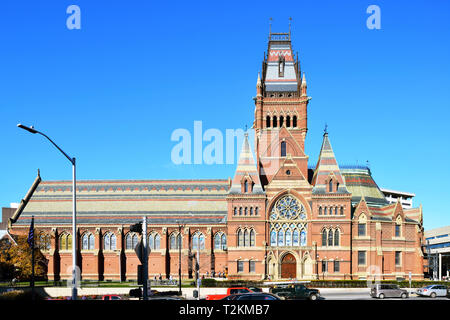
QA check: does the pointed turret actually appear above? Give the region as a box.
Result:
[311,131,349,194]
[229,132,264,194]
[256,72,262,97]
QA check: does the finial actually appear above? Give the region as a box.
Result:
[301,72,307,87]
[269,17,272,36]
[257,72,261,86]
[324,123,328,135]
[289,17,292,37]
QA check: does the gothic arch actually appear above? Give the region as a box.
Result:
[267,189,312,220]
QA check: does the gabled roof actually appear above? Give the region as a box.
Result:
[311,132,349,195]
[228,133,264,195]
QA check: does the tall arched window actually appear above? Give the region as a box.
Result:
[273,116,278,127]
[340,207,344,215]
[278,230,284,246]
[293,115,297,127]
[255,207,259,215]
[104,232,116,251]
[292,229,299,246]
[250,229,255,247]
[148,233,154,250]
[322,229,327,246]
[192,233,199,250]
[300,229,307,246]
[244,180,248,193]
[244,207,248,215]
[250,207,253,215]
[328,229,333,246]
[324,207,328,215]
[334,229,340,246]
[82,232,95,250]
[60,233,69,250]
[286,116,291,127]
[39,233,51,251]
[244,230,249,247]
[154,234,160,249]
[239,207,242,215]
[335,207,338,215]
[238,229,244,247]
[281,141,286,157]
[279,116,284,127]
[126,233,133,250]
[234,207,237,215]
[285,230,292,246]
[270,230,277,246]
[221,233,227,249]
[329,179,333,192]
[319,207,322,215]
[266,116,271,128]
[170,233,177,249]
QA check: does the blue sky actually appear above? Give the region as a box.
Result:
[0,0,449,230]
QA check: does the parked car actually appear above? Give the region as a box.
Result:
[269,283,320,300]
[221,293,282,300]
[102,294,122,300]
[416,285,448,298]
[370,284,408,299]
[206,287,256,300]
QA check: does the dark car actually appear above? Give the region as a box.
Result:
[270,283,320,300]
[222,293,282,300]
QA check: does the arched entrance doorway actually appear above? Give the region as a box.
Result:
[280,253,296,279]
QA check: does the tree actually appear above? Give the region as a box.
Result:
[0,235,48,281]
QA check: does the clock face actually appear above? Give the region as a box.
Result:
[270,195,306,221]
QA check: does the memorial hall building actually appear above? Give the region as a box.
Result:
[8,31,426,281]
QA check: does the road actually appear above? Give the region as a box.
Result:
[320,290,449,300]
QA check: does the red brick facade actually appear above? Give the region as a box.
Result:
[9,31,425,282]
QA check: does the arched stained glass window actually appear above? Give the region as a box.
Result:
[270,230,277,246]
[154,234,160,249]
[292,229,299,246]
[322,229,327,246]
[221,234,226,249]
[278,230,284,246]
[170,233,177,249]
[192,233,199,250]
[60,233,67,250]
[104,233,110,250]
[148,234,154,250]
[300,229,307,246]
[214,233,221,249]
[285,230,292,246]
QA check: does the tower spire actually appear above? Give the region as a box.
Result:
[289,17,292,39]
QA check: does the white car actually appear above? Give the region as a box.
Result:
[416,285,448,298]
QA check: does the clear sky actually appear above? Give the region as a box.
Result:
[0,0,449,230]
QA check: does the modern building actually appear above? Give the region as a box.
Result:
[424,226,450,280]
[8,30,426,281]
[380,188,415,209]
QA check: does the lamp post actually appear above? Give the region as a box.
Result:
[176,220,184,296]
[17,124,78,300]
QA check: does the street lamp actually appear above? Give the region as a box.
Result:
[176,220,184,296]
[17,123,78,300]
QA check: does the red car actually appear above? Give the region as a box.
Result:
[102,294,122,300]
